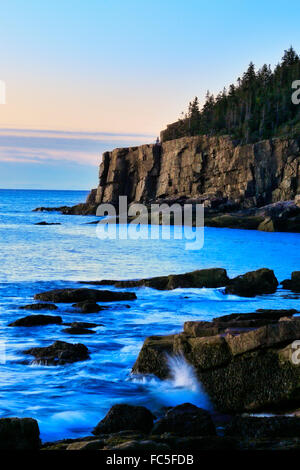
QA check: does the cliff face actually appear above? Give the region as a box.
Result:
[94,135,299,208]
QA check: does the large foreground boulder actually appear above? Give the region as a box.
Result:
[152,403,216,436]
[0,417,40,450]
[92,404,154,435]
[225,268,278,297]
[23,340,89,365]
[83,268,230,290]
[34,288,136,303]
[9,314,62,327]
[132,310,300,412]
[282,272,300,293]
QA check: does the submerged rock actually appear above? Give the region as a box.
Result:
[282,271,300,293]
[152,403,216,437]
[67,321,99,328]
[225,268,278,297]
[85,268,230,290]
[0,417,40,450]
[93,404,155,435]
[63,327,96,335]
[34,288,136,303]
[19,303,58,311]
[72,301,105,313]
[9,314,62,327]
[23,340,89,365]
[34,221,61,225]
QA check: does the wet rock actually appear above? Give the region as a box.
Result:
[72,301,105,313]
[23,340,89,365]
[110,440,170,452]
[19,303,58,311]
[0,417,40,450]
[93,404,155,435]
[224,416,300,439]
[186,335,232,370]
[152,403,216,437]
[34,221,61,225]
[63,327,96,335]
[225,268,278,297]
[66,439,105,450]
[85,268,229,290]
[9,314,62,327]
[206,214,263,230]
[34,288,136,303]
[282,271,300,293]
[132,335,175,379]
[133,311,300,412]
[68,322,98,328]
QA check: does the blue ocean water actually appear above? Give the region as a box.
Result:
[0,189,299,442]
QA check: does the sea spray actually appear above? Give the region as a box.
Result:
[167,353,200,392]
[130,353,212,410]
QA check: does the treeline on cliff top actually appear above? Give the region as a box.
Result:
[163,47,300,143]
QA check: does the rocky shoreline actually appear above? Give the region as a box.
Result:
[33,197,300,233]
[1,267,300,450]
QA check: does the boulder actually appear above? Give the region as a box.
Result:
[132,335,175,379]
[152,403,216,437]
[72,301,104,313]
[110,440,170,452]
[68,322,98,328]
[224,416,300,439]
[225,268,278,297]
[92,404,154,435]
[132,312,300,412]
[9,314,62,327]
[34,288,136,303]
[0,417,40,450]
[23,340,89,365]
[34,221,61,225]
[282,272,300,293]
[186,336,232,370]
[63,327,96,335]
[84,268,229,290]
[19,303,58,311]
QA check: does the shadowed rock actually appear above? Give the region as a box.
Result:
[34,288,136,303]
[224,416,300,439]
[9,314,62,327]
[23,340,89,365]
[225,268,278,297]
[34,221,61,225]
[19,303,58,311]
[72,301,105,313]
[152,403,216,437]
[0,417,40,450]
[93,404,155,435]
[282,272,300,293]
[84,268,229,290]
[63,327,96,335]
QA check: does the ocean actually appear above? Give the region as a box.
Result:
[0,189,299,442]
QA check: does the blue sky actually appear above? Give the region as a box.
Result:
[0,0,300,189]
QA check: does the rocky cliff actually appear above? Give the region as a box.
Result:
[93,135,300,208]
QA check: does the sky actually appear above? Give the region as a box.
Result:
[0,0,300,189]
